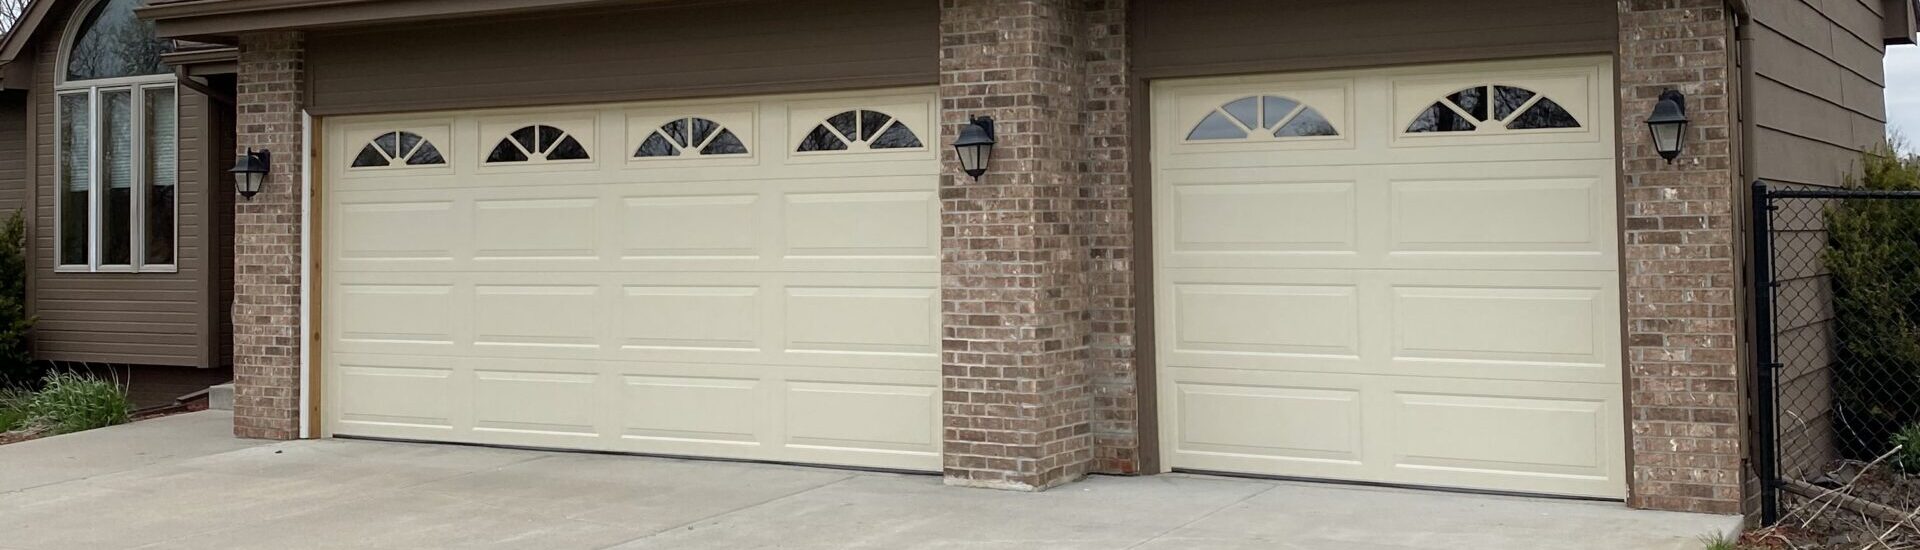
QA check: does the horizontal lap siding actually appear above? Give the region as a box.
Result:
[1750,0,1890,188]
[1134,0,1618,79]
[306,0,937,116]
[30,2,217,367]
[0,93,25,216]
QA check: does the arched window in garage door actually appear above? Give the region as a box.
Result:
[350,131,446,168]
[1186,95,1339,141]
[796,110,923,152]
[634,117,749,157]
[486,124,591,163]
[1406,85,1581,133]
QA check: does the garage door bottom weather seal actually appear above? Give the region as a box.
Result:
[1172,468,1626,504]
[330,434,941,477]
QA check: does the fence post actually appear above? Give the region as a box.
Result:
[1749,179,1780,525]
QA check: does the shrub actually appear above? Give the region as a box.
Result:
[1895,423,1920,474]
[0,210,34,387]
[1825,146,1920,460]
[23,371,130,435]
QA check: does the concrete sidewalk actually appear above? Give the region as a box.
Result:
[0,411,1742,550]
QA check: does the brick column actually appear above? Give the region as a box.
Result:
[939,0,1096,491]
[1079,0,1140,475]
[1617,0,1743,514]
[231,31,307,440]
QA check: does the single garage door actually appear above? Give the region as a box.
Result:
[320,89,942,471]
[1152,57,1626,498]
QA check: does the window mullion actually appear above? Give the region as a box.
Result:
[88,87,100,271]
[131,87,146,271]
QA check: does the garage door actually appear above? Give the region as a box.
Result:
[320,89,942,471]
[1152,57,1626,497]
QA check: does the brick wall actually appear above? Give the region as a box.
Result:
[1616,0,1744,514]
[1080,0,1139,475]
[938,0,1096,490]
[231,31,307,440]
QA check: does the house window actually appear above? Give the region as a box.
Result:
[1407,85,1581,133]
[796,110,922,152]
[56,0,180,272]
[1186,95,1339,141]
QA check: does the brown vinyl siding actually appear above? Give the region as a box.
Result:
[305,0,938,116]
[0,92,26,216]
[1133,0,1617,79]
[28,0,225,368]
[1747,0,1894,484]
[1749,0,1890,188]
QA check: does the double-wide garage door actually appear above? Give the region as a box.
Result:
[320,89,942,471]
[1153,57,1628,498]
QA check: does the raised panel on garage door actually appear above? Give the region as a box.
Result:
[1153,57,1627,498]
[321,89,941,472]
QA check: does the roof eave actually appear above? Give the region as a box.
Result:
[139,0,662,42]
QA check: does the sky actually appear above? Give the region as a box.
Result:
[1891,45,1920,154]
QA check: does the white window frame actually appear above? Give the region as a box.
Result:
[53,0,180,274]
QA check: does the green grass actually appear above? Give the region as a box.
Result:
[1699,532,1739,550]
[0,386,30,433]
[20,372,130,435]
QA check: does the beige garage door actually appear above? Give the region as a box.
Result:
[320,89,942,471]
[1153,57,1626,497]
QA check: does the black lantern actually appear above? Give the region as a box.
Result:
[1645,90,1689,163]
[954,115,996,180]
[230,148,271,200]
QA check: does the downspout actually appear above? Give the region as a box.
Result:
[299,109,312,439]
[1728,0,1772,523]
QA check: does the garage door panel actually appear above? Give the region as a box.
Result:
[782,191,937,258]
[333,284,458,350]
[1155,58,1624,498]
[334,200,459,263]
[325,88,941,472]
[1170,283,1361,357]
[783,286,938,357]
[619,374,765,445]
[619,194,762,259]
[332,357,458,436]
[470,370,601,438]
[1168,179,1359,255]
[1386,378,1623,496]
[472,198,601,260]
[785,380,939,453]
[471,285,604,350]
[618,285,764,352]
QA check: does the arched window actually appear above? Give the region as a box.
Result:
[635,117,748,158]
[351,132,447,168]
[1406,85,1581,133]
[1186,95,1339,141]
[796,110,922,152]
[486,125,591,163]
[56,0,181,272]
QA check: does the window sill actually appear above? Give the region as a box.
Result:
[53,266,180,274]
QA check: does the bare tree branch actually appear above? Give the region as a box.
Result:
[0,0,31,40]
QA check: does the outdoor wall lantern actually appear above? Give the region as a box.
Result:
[231,148,272,200]
[1645,89,1690,163]
[954,115,997,180]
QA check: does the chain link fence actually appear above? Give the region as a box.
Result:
[1753,182,1920,528]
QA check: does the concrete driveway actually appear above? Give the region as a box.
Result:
[0,411,1741,550]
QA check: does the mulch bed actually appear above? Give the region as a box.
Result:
[1746,465,1920,549]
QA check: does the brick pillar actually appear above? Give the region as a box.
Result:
[1617,0,1743,514]
[1079,0,1140,475]
[231,31,307,440]
[939,0,1096,491]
